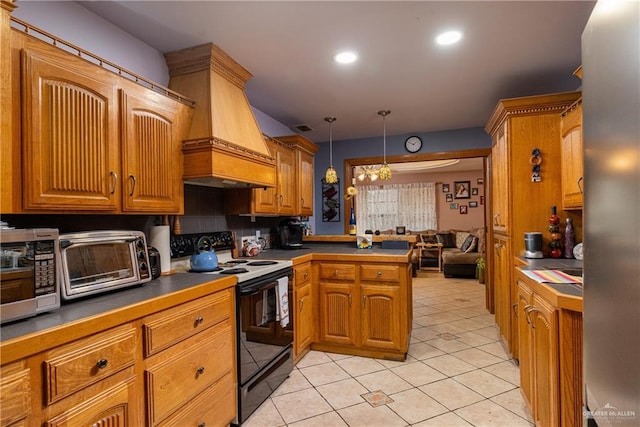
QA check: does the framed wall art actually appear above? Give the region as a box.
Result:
[321,178,340,222]
[469,201,478,208]
[446,193,453,202]
[454,181,470,199]
[442,183,450,193]
[460,205,468,214]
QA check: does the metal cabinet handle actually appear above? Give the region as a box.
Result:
[128,174,136,196]
[195,316,204,325]
[524,305,533,325]
[577,176,584,194]
[198,423,206,427]
[528,307,543,329]
[363,295,367,308]
[348,293,352,306]
[196,366,205,375]
[494,214,499,226]
[512,303,518,318]
[335,269,339,276]
[96,359,108,369]
[303,272,308,279]
[299,299,304,312]
[377,271,383,277]
[109,171,118,194]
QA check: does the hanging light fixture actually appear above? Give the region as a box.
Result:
[324,116,338,184]
[378,110,392,180]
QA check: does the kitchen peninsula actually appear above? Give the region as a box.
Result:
[0,239,413,426]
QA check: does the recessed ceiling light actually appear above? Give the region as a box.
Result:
[334,51,358,64]
[436,30,463,46]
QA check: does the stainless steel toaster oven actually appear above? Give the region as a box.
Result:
[59,230,151,300]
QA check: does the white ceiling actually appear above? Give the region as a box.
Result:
[78,1,595,144]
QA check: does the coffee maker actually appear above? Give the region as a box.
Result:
[279,218,304,249]
[524,232,543,258]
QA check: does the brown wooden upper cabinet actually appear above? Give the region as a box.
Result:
[8,27,193,214]
[560,98,583,210]
[225,134,318,216]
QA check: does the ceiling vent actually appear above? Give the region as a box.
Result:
[292,124,313,133]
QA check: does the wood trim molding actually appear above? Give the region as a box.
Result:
[1,0,17,12]
[342,148,491,233]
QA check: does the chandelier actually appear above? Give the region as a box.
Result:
[356,110,392,182]
[324,116,338,184]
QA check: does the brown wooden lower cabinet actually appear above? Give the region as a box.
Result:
[516,273,583,427]
[312,261,410,361]
[0,282,236,427]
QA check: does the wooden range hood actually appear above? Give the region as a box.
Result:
[165,43,276,188]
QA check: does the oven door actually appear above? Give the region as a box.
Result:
[237,274,293,385]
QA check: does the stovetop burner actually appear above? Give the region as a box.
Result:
[246,260,278,266]
[189,267,223,273]
[219,268,250,274]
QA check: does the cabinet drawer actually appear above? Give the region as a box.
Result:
[294,263,311,287]
[143,289,232,357]
[0,361,31,426]
[145,321,233,425]
[318,263,356,281]
[44,378,134,427]
[157,371,235,427]
[44,326,136,404]
[360,265,400,283]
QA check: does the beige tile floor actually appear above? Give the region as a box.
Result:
[243,272,534,426]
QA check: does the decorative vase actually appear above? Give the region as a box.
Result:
[564,217,575,258]
[548,206,562,258]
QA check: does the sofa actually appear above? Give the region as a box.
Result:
[414,228,485,278]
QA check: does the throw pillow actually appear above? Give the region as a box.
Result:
[436,232,456,248]
[456,232,471,249]
[421,234,437,244]
[462,235,478,253]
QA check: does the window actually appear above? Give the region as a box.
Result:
[354,182,437,232]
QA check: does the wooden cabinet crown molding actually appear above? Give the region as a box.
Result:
[485,91,581,136]
[1,0,17,12]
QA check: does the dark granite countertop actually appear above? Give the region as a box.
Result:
[516,257,583,299]
[241,242,412,260]
[1,242,410,345]
[1,273,233,343]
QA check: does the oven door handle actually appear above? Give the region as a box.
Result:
[240,281,278,296]
[59,236,138,249]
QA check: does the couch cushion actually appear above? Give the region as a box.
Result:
[442,250,482,265]
[436,232,456,248]
[461,235,477,252]
[456,232,471,249]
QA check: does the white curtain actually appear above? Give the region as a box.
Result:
[355,182,437,233]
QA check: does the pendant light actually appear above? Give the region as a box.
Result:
[324,116,338,184]
[378,110,392,180]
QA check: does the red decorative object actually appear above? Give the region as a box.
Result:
[548,206,562,258]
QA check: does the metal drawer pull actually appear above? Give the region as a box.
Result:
[528,308,542,329]
[195,316,204,325]
[348,293,352,306]
[196,366,205,375]
[524,304,532,325]
[198,423,206,427]
[512,303,518,317]
[96,359,108,369]
[335,269,339,276]
[363,295,367,308]
[299,299,304,312]
[304,272,308,279]
[128,174,136,196]
[577,176,583,193]
[377,271,382,277]
[109,171,118,194]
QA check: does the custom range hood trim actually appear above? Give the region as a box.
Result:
[165,43,276,188]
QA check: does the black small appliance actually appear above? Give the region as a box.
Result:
[279,218,304,249]
[147,246,161,279]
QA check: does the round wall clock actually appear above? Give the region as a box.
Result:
[404,136,422,153]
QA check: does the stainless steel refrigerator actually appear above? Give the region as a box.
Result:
[582,1,640,426]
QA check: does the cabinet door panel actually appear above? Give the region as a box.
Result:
[561,102,583,209]
[120,89,182,213]
[21,49,119,210]
[361,285,401,350]
[298,150,314,216]
[295,282,314,357]
[532,295,559,427]
[319,283,356,346]
[517,281,534,409]
[277,145,296,215]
